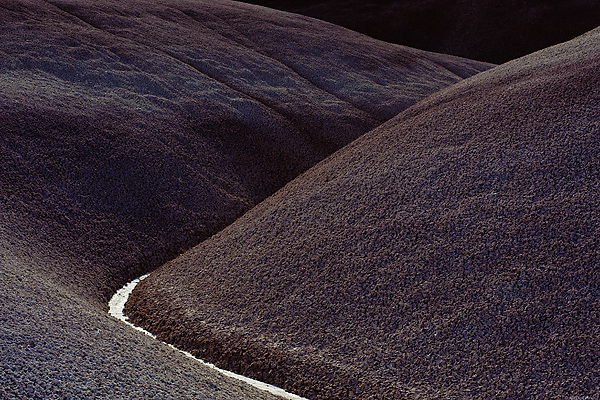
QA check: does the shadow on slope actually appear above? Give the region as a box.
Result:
[241,0,600,64]
[128,27,600,399]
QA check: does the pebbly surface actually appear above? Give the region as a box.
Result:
[128,27,600,399]
[0,0,493,398]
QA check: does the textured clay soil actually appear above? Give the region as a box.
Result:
[128,27,600,400]
[0,0,492,398]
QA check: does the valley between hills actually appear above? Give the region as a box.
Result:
[1,1,599,399]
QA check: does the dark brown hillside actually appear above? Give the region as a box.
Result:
[0,0,491,398]
[128,27,600,399]
[240,0,600,64]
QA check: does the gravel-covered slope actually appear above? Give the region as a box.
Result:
[128,28,600,399]
[0,0,492,398]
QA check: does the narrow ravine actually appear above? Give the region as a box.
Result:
[108,275,308,400]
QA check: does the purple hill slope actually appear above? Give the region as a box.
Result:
[0,0,492,398]
[128,27,600,399]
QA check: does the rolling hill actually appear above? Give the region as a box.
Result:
[0,0,491,398]
[127,25,600,400]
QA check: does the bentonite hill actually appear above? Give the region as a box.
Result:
[0,0,492,398]
[127,25,600,400]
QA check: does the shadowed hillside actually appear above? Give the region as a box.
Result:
[240,0,600,64]
[128,27,600,399]
[0,0,492,397]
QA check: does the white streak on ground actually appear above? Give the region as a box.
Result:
[108,275,308,400]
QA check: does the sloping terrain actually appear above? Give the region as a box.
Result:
[0,0,490,305]
[128,27,600,399]
[241,0,600,64]
[0,0,492,398]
